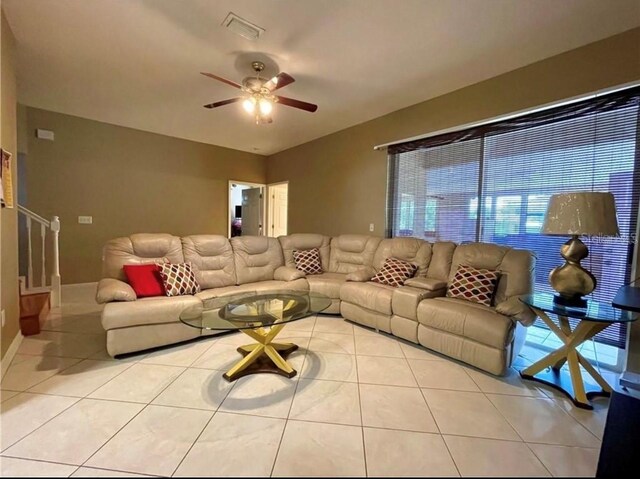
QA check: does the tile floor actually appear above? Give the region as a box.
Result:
[0,284,612,477]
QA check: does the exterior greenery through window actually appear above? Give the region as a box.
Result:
[386,86,640,349]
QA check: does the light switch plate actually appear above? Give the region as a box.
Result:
[1,309,5,328]
[78,216,93,224]
[369,223,375,232]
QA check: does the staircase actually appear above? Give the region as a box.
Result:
[17,205,61,336]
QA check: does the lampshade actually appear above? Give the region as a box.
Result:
[542,192,620,236]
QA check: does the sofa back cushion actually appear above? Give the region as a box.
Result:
[279,234,331,271]
[428,242,457,281]
[231,236,284,284]
[373,237,432,276]
[328,234,381,273]
[182,235,236,289]
[449,242,535,305]
[102,233,184,281]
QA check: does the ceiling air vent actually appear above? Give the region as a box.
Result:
[222,12,264,41]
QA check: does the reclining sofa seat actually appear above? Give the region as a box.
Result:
[280,234,381,314]
[97,234,307,356]
[97,233,202,356]
[415,242,536,375]
[339,237,455,333]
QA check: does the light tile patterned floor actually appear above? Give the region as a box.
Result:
[0,285,609,477]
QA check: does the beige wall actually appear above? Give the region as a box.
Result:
[1,7,20,360]
[267,28,640,237]
[22,107,266,284]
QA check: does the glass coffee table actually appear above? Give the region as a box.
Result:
[180,290,331,382]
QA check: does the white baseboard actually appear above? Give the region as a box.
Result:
[1,331,24,379]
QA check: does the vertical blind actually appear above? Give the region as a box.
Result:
[387,86,640,349]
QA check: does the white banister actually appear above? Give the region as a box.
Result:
[40,223,47,287]
[26,216,34,290]
[17,205,61,308]
[50,216,61,307]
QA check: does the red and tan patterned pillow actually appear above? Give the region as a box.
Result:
[293,248,323,275]
[158,262,201,296]
[371,257,417,287]
[447,264,500,306]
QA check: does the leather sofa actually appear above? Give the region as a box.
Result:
[96,232,535,375]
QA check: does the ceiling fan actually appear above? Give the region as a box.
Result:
[201,61,318,124]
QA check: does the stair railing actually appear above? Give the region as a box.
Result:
[17,205,61,308]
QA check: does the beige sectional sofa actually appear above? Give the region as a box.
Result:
[96,232,535,375]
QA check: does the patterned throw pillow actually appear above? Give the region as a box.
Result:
[158,262,201,296]
[447,264,500,306]
[293,248,323,275]
[371,257,418,287]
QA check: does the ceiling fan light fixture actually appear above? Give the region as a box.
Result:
[259,98,273,115]
[242,97,257,113]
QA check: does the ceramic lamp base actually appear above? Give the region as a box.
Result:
[548,235,597,300]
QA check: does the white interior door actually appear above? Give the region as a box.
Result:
[269,184,288,237]
[242,187,263,236]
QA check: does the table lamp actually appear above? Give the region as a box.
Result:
[542,192,619,307]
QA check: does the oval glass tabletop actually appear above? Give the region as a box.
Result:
[520,292,638,323]
[180,290,332,331]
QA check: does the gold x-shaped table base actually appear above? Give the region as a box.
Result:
[520,306,612,409]
[223,322,298,382]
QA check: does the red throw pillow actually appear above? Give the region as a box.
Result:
[123,264,165,298]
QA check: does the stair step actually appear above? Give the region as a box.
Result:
[19,291,51,336]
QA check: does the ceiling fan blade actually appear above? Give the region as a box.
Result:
[204,97,242,109]
[200,72,242,89]
[276,95,318,113]
[264,72,295,91]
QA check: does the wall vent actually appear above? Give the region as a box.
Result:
[222,12,264,41]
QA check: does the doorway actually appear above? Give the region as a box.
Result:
[267,182,289,237]
[228,181,265,237]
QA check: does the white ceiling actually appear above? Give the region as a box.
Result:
[4,0,640,155]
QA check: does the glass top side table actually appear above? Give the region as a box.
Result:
[519,293,638,409]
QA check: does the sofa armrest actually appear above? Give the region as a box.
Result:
[345,266,376,282]
[404,277,447,291]
[495,296,537,326]
[96,278,137,304]
[274,266,306,282]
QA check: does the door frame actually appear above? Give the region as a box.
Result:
[266,181,289,237]
[228,180,266,238]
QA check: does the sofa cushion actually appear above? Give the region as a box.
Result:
[428,242,457,282]
[306,272,347,299]
[447,264,500,306]
[195,278,309,300]
[101,295,200,330]
[328,235,381,274]
[102,233,184,282]
[371,257,417,287]
[340,281,395,315]
[159,262,201,296]
[182,235,236,288]
[123,264,165,298]
[449,243,535,307]
[417,297,514,349]
[279,234,331,271]
[293,248,323,274]
[231,236,284,285]
[373,237,432,277]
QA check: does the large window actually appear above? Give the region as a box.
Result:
[387,87,640,349]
